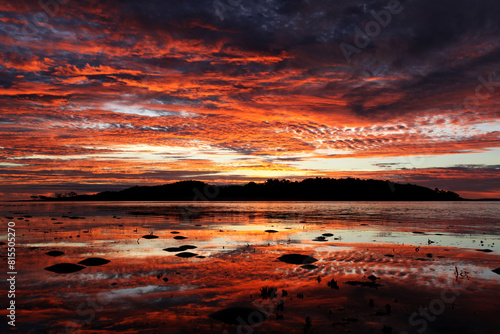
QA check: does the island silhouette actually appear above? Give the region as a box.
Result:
[41,178,462,201]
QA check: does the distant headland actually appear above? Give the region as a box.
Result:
[34,178,463,201]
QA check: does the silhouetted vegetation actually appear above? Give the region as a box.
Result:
[38,178,462,201]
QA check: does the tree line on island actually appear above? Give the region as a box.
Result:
[34,178,462,201]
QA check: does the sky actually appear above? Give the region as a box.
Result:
[0,0,499,200]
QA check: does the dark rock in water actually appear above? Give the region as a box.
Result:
[196,255,206,258]
[278,254,318,265]
[170,231,180,234]
[163,245,197,252]
[142,235,159,239]
[313,236,327,242]
[322,233,334,237]
[5,217,14,219]
[53,222,63,224]
[163,247,185,252]
[179,245,197,250]
[174,236,187,240]
[476,249,493,253]
[45,251,64,257]
[78,257,110,266]
[260,286,278,299]
[301,264,318,270]
[492,268,500,275]
[45,263,85,274]
[163,277,169,282]
[327,278,339,290]
[385,254,394,258]
[367,275,379,281]
[210,307,268,325]
[345,280,381,288]
[412,231,425,234]
[175,252,197,258]
[265,230,278,233]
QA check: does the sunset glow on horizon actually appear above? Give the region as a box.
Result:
[1,0,499,199]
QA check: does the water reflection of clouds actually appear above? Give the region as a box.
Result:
[1,202,499,333]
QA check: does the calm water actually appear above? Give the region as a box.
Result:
[0,201,499,334]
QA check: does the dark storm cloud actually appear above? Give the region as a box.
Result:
[7,0,500,118]
[1,0,499,199]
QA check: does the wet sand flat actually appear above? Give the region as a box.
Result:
[0,201,499,333]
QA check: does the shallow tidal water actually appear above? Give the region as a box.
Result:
[1,201,499,334]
